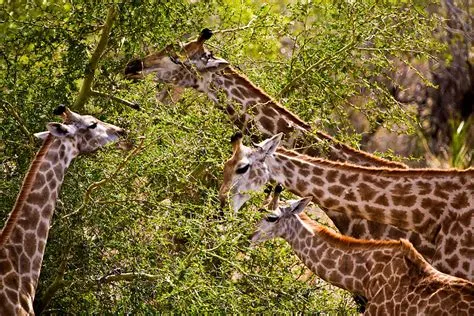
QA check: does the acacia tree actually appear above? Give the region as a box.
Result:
[0,1,450,314]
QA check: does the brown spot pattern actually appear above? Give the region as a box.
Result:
[451,192,469,209]
[310,176,325,187]
[391,183,413,195]
[374,195,389,206]
[326,170,338,183]
[312,167,324,176]
[359,183,377,201]
[344,190,357,201]
[24,233,37,258]
[324,198,340,208]
[416,181,432,195]
[259,116,275,133]
[328,185,344,196]
[296,179,309,194]
[392,194,417,207]
[339,173,359,186]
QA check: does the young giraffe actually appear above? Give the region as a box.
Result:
[251,196,474,315]
[124,30,435,259]
[0,106,125,315]
[220,133,474,281]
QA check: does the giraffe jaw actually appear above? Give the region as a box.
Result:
[231,193,250,212]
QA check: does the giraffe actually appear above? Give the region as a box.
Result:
[220,133,474,281]
[124,29,407,168]
[0,106,125,315]
[251,196,474,315]
[124,30,435,260]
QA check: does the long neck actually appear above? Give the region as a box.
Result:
[210,67,407,168]
[282,214,423,300]
[268,150,473,241]
[0,137,77,314]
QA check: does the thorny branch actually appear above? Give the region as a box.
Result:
[61,137,146,220]
[278,40,357,97]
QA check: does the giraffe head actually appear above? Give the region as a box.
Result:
[251,197,312,244]
[34,105,126,154]
[124,28,229,87]
[219,132,283,211]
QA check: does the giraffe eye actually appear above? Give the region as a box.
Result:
[88,122,97,129]
[266,214,279,222]
[236,164,250,174]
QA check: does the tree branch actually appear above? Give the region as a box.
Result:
[90,89,140,110]
[212,16,258,35]
[34,259,69,314]
[72,6,117,111]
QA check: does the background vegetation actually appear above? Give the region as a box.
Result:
[1,0,471,314]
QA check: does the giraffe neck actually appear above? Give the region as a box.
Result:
[282,213,429,300]
[0,136,78,314]
[210,67,310,134]
[209,67,407,168]
[268,149,473,241]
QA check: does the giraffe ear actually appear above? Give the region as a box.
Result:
[204,56,229,71]
[288,197,312,215]
[34,131,50,140]
[46,122,76,137]
[257,133,283,157]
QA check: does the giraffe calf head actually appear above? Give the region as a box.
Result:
[34,106,125,154]
[124,29,228,85]
[219,132,283,211]
[251,197,312,244]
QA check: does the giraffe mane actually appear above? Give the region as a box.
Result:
[312,130,408,169]
[298,212,435,273]
[0,135,54,246]
[276,147,473,176]
[220,67,312,130]
[219,68,407,169]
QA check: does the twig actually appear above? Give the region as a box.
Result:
[98,272,161,283]
[61,137,145,220]
[90,89,140,110]
[0,99,34,145]
[73,6,116,111]
[278,40,357,97]
[212,16,258,35]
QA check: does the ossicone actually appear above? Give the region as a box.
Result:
[53,104,67,115]
[230,131,243,143]
[199,28,213,42]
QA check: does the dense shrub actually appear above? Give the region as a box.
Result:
[0,1,450,313]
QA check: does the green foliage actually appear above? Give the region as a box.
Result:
[448,119,473,168]
[1,0,447,314]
